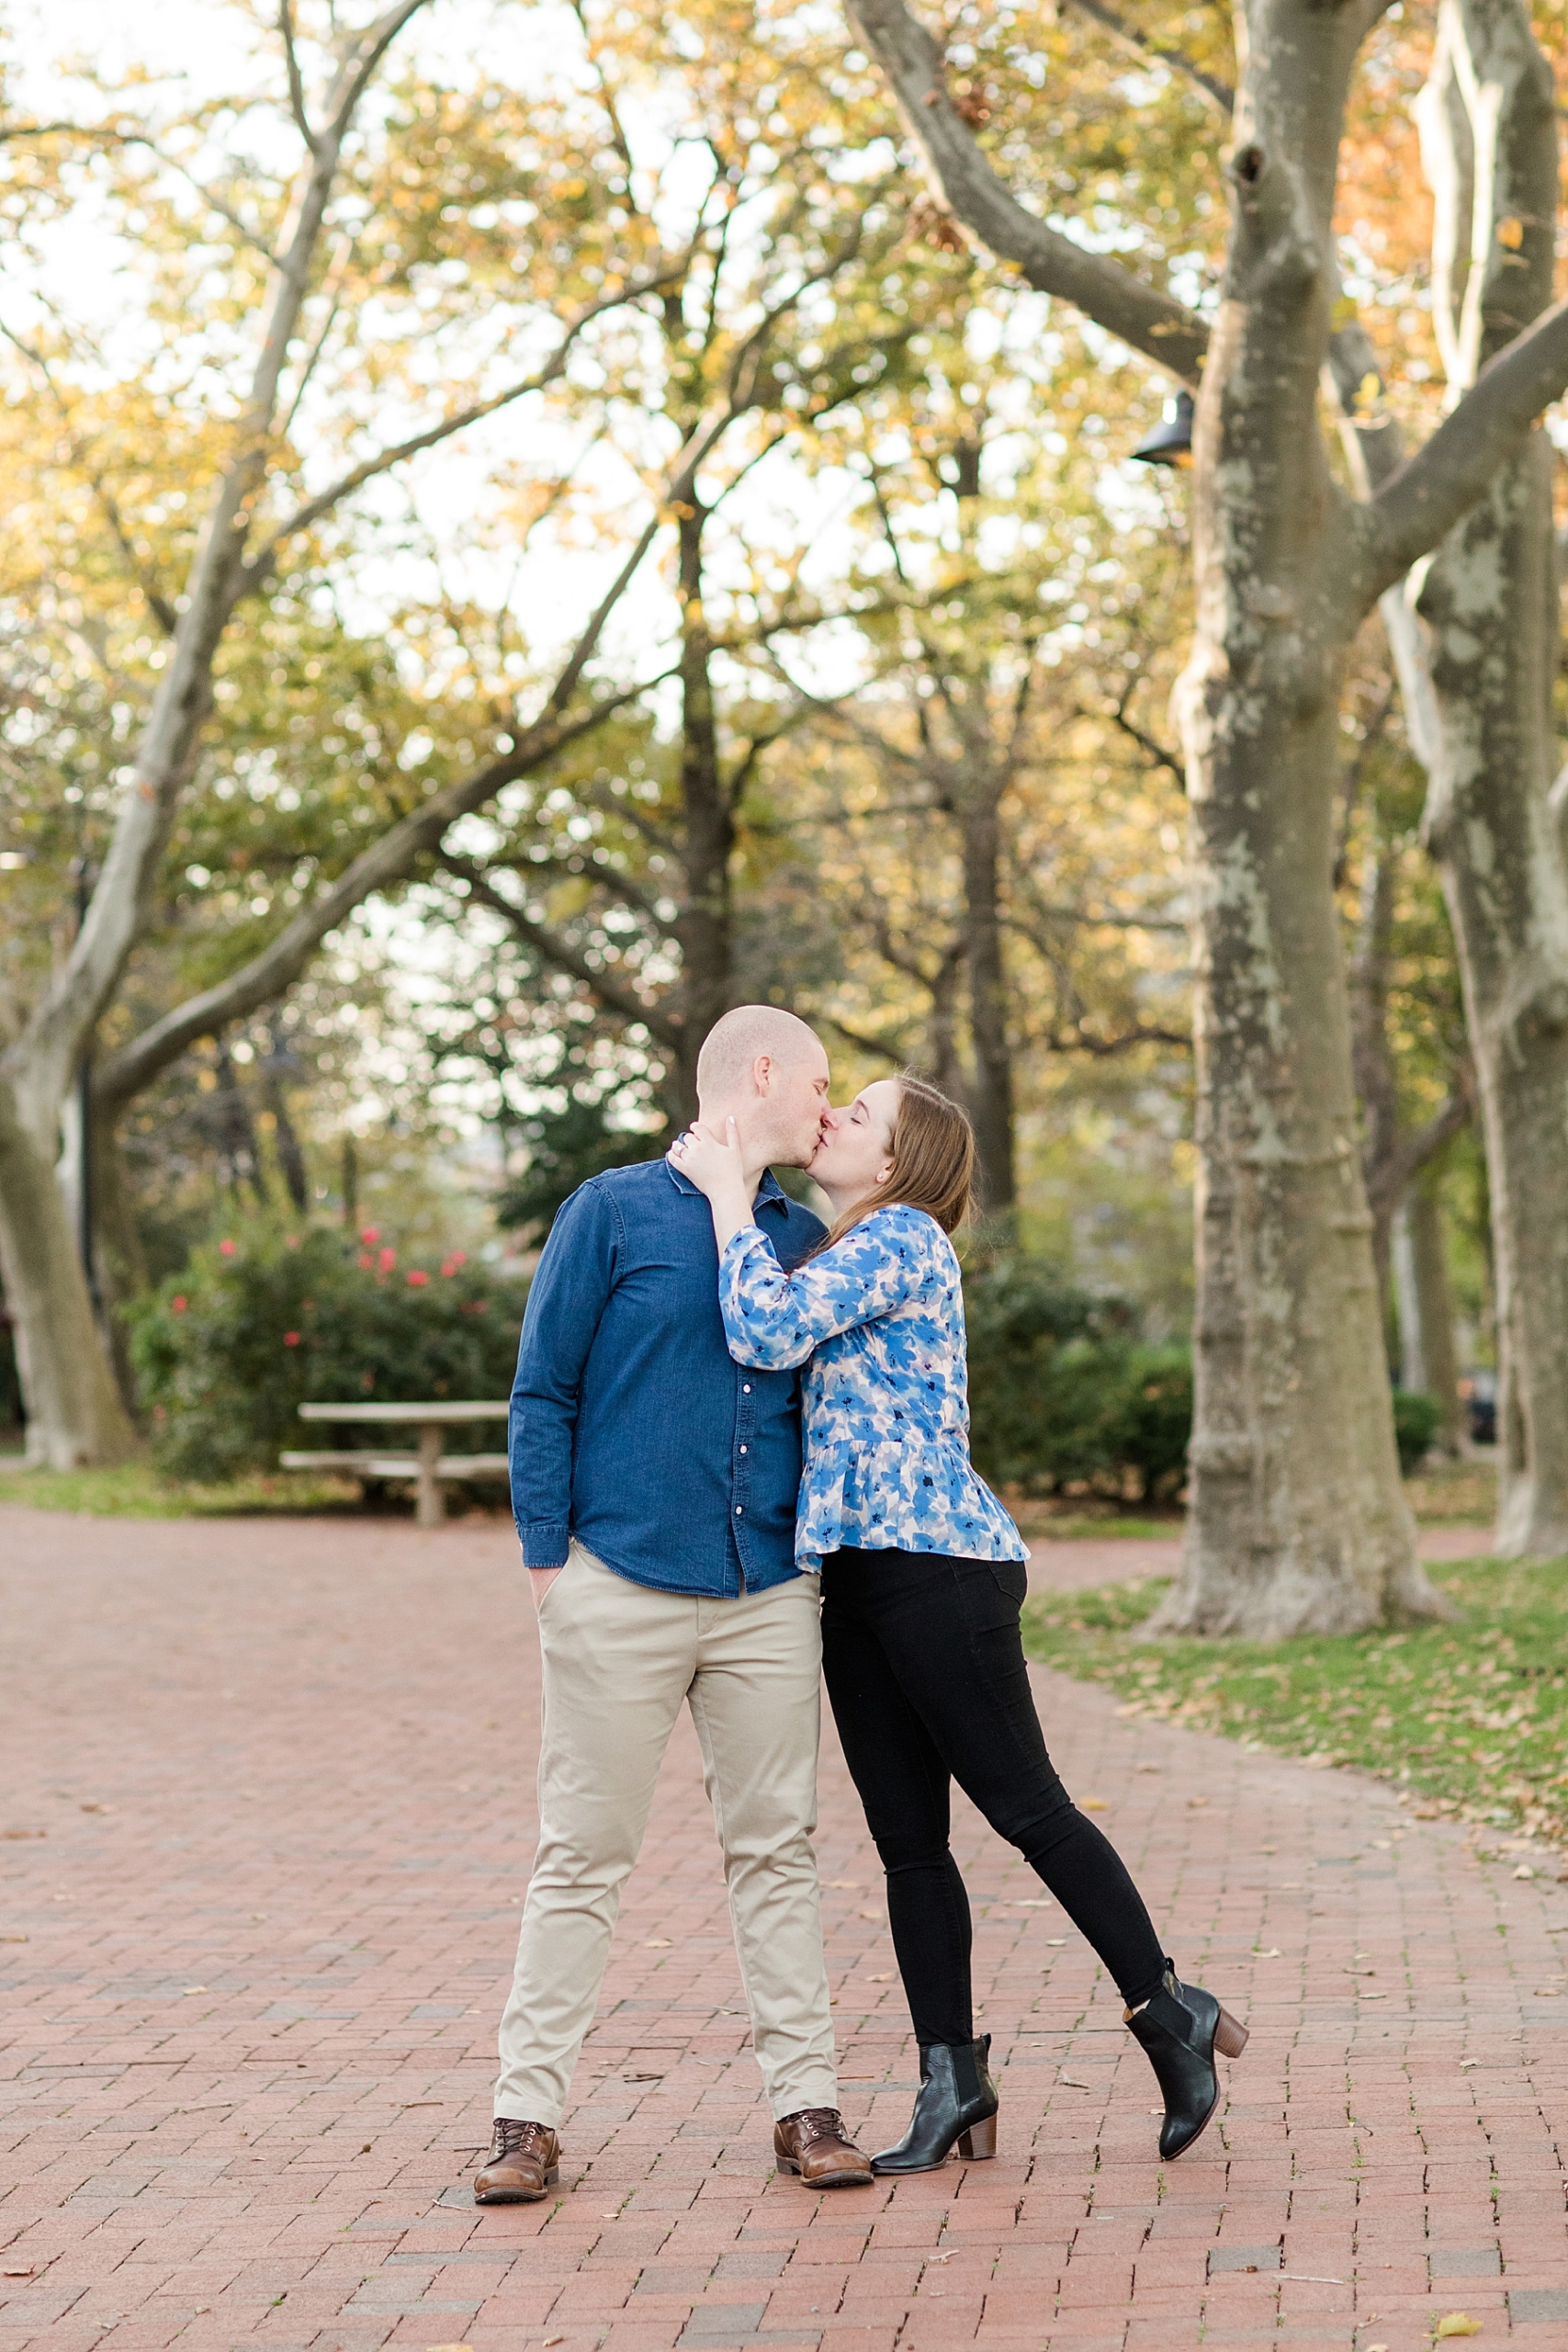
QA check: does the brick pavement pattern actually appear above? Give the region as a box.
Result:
[3,1503,1565,2352]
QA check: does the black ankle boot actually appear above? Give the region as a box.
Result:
[1125,1963,1248,2160]
[871,2035,998,2175]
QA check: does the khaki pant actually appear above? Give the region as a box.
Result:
[494,1543,839,2127]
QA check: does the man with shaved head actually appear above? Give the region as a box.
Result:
[477,1007,874,2202]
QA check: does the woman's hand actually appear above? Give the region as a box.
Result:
[669,1116,744,1202]
[668,1116,756,1251]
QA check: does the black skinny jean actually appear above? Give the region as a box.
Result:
[820,1545,1168,2047]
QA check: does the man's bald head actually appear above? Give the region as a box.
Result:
[694,1005,830,1171]
[695,1005,823,1100]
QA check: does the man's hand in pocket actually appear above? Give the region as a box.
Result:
[530,1566,563,1610]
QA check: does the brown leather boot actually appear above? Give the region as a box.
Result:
[773,2108,874,2188]
[473,2117,560,2203]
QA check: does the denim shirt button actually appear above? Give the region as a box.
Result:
[735,1505,743,1515]
[739,1444,748,1454]
[741,1384,751,1394]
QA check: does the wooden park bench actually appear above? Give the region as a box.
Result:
[280,1399,510,1528]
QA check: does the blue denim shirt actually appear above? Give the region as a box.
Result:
[509,1158,826,1594]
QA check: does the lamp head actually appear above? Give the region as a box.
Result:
[1131,389,1194,468]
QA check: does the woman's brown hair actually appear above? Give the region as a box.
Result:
[812,1073,976,1254]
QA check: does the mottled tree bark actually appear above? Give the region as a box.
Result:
[849,0,1568,1630]
[1410,0,1568,1558]
[669,503,736,1118]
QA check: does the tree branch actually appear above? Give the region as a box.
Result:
[817,1013,911,1063]
[1363,1082,1473,1222]
[94,671,665,1114]
[1359,295,1568,600]
[278,0,319,151]
[1060,0,1234,113]
[844,0,1209,384]
[244,259,686,575]
[440,852,680,1040]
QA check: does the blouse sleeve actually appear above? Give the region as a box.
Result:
[716,1207,948,1370]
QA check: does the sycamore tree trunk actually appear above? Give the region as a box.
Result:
[1,3,678,1463]
[1393,1182,1464,1451]
[1153,0,1432,1634]
[848,0,1568,1632]
[0,1088,133,1464]
[0,3,432,1464]
[1410,0,1568,1558]
[954,778,1017,1219]
[670,501,736,1118]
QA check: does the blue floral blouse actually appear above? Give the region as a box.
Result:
[716,1202,1028,1575]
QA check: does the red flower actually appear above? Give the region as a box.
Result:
[283,1331,300,1347]
[378,1247,396,1272]
[171,1295,187,1314]
[358,1252,373,1270]
[406,1269,430,1288]
[219,1238,236,1257]
[360,1225,380,1244]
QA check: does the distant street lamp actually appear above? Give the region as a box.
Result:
[1131,390,1194,467]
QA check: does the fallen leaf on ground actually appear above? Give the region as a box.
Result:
[1012,1898,1051,1907]
[865,1973,892,1982]
[1081,1797,1108,1811]
[1058,2075,1092,2089]
[1435,2316,1482,2338]
[643,1939,671,1949]
[1045,1937,1066,1946]
[827,1880,861,1889]
[1253,1947,1282,1958]
[1513,1864,1536,1880]
[1532,1987,1561,1996]
[0,1935,28,1944]
[183,1986,208,1996]
[858,1908,886,1922]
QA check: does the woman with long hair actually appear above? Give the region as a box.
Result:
[668,1072,1245,2174]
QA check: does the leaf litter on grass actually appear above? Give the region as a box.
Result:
[1021,1553,1568,1849]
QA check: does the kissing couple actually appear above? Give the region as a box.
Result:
[476,1006,1245,2202]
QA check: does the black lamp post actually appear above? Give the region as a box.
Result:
[1131,390,1194,467]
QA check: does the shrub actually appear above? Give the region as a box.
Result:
[1104,1344,1195,1501]
[1392,1388,1442,1475]
[128,1222,529,1483]
[962,1259,1161,1498]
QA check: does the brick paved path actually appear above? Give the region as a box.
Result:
[3,1504,1565,2352]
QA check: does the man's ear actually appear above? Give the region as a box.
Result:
[750,1052,773,1097]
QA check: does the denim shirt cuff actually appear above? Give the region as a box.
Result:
[520,1521,570,1568]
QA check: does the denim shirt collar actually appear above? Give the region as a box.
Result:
[663,1159,790,1216]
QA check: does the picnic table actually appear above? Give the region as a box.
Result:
[280,1400,510,1528]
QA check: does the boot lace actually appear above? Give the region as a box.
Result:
[490,2118,552,2161]
[785,2107,847,2147]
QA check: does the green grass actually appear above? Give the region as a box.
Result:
[1021,1551,1568,1848]
[0,1457,366,1519]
